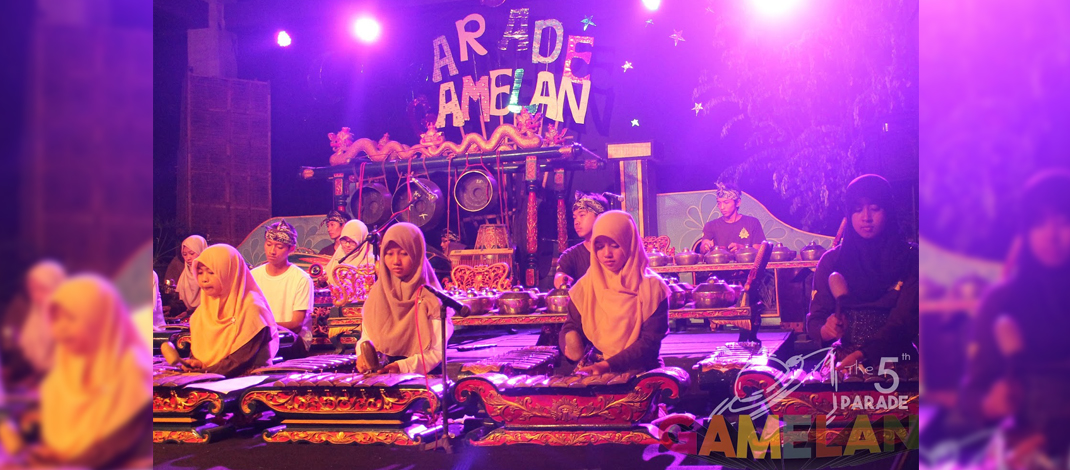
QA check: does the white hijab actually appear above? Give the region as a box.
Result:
[19,260,67,373]
[177,235,207,309]
[325,220,376,284]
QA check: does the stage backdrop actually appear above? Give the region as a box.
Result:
[655,191,834,253]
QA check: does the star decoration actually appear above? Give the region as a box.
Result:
[670,30,686,46]
[631,119,640,127]
[645,19,654,27]
[581,15,597,31]
[622,61,634,72]
[692,103,704,116]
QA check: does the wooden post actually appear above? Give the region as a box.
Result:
[525,155,539,287]
[553,169,567,255]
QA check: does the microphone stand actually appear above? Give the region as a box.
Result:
[346,194,424,262]
[421,285,472,454]
[437,301,452,453]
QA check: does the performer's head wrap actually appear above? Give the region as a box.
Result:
[321,210,349,228]
[715,182,741,201]
[572,191,609,215]
[264,219,298,247]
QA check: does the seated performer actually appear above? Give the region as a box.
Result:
[960,170,1070,464]
[251,220,314,357]
[323,219,377,287]
[20,261,66,375]
[28,275,151,468]
[806,174,918,370]
[171,234,208,319]
[318,210,349,256]
[356,223,453,375]
[692,183,767,255]
[1,260,66,390]
[180,244,279,378]
[560,210,671,374]
[554,191,609,288]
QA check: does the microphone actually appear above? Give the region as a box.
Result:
[423,285,472,317]
[602,192,624,202]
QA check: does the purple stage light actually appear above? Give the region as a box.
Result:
[351,16,381,43]
[642,0,661,11]
[277,31,292,47]
[752,0,801,18]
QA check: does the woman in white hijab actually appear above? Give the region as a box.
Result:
[175,235,208,315]
[17,260,67,376]
[561,211,670,375]
[323,220,376,286]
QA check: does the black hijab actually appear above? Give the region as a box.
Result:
[835,174,914,303]
[1007,169,1070,357]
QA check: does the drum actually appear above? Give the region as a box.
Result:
[474,224,510,249]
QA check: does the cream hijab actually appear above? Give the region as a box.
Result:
[569,211,669,359]
[189,244,279,368]
[325,220,376,284]
[362,223,453,357]
[40,275,151,461]
[177,235,208,309]
[19,260,66,373]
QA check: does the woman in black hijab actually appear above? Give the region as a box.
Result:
[961,169,1070,465]
[806,174,919,370]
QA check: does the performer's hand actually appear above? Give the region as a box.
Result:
[554,273,574,289]
[178,358,205,372]
[576,361,611,376]
[356,354,374,374]
[983,379,1017,419]
[727,242,741,253]
[698,239,715,253]
[835,351,864,371]
[820,315,845,342]
[377,362,401,374]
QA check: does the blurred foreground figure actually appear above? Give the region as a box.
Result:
[17,275,151,468]
[1,261,66,391]
[962,170,1070,469]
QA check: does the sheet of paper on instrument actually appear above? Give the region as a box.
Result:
[184,375,271,394]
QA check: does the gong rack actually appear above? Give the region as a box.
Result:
[299,144,607,287]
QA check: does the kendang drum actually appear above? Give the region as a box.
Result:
[391,178,445,229]
[455,169,499,213]
[350,182,391,226]
[474,224,510,249]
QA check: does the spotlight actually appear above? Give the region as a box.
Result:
[277,30,292,47]
[351,16,381,43]
[642,0,661,11]
[752,0,801,18]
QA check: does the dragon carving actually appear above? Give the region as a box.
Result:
[327,110,548,166]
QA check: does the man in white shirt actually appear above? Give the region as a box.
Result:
[251,219,314,357]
